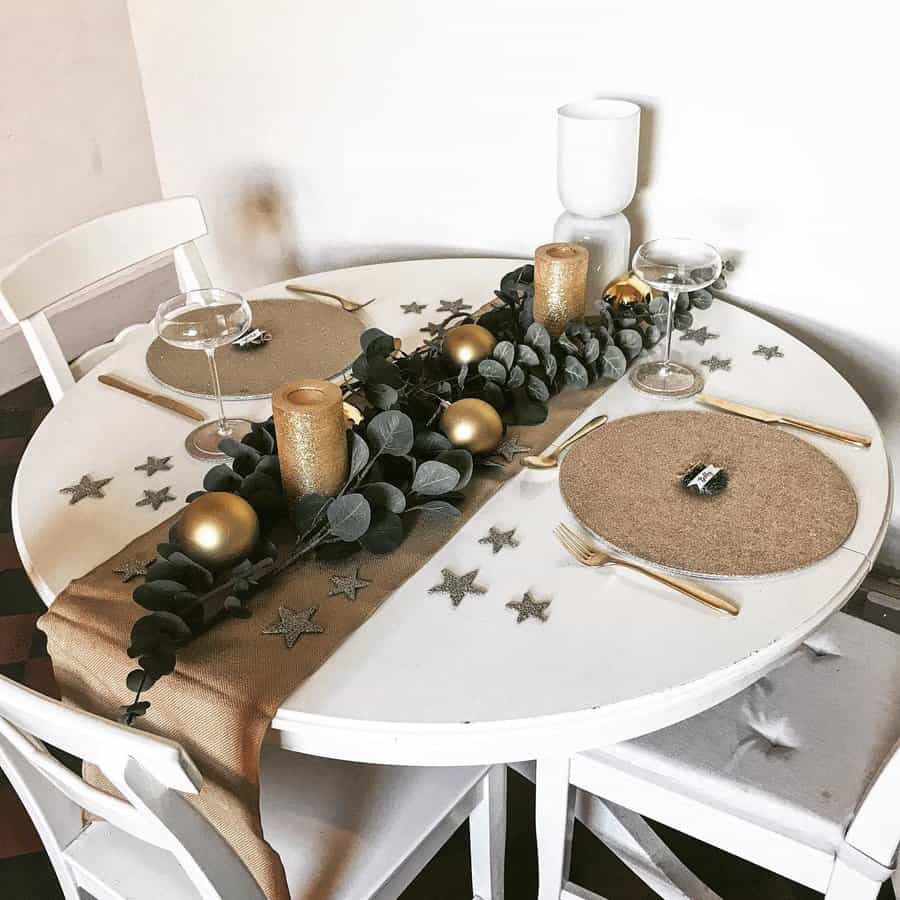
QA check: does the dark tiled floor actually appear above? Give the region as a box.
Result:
[0,379,893,899]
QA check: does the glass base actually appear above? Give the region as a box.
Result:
[629,360,704,398]
[184,419,254,460]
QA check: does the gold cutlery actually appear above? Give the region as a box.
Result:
[285,284,376,312]
[521,415,608,469]
[555,523,740,616]
[98,374,207,422]
[697,394,871,448]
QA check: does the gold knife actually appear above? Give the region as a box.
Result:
[98,375,208,422]
[697,394,871,448]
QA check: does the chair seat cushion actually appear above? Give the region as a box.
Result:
[585,613,900,852]
[260,748,487,899]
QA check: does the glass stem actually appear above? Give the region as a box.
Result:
[205,349,231,436]
[662,288,680,373]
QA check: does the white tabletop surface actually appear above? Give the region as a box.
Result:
[13,258,892,765]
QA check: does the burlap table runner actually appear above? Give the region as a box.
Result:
[38,385,605,899]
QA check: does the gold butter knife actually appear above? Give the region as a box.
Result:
[98,374,207,422]
[697,394,871,448]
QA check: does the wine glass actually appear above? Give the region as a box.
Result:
[630,237,722,398]
[155,289,254,459]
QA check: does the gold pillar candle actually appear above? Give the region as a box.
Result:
[272,379,349,503]
[533,242,589,336]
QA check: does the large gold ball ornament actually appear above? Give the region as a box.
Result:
[176,492,260,570]
[443,324,497,367]
[603,273,653,311]
[440,398,504,455]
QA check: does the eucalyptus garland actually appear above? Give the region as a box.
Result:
[120,263,722,723]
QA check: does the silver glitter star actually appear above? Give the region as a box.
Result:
[401,300,427,314]
[506,591,551,623]
[262,605,325,649]
[753,344,784,360]
[135,486,176,511]
[112,557,155,583]
[329,568,372,601]
[134,456,173,476]
[495,434,532,464]
[428,568,487,607]
[437,298,472,315]
[701,355,732,372]
[419,321,447,338]
[479,527,520,554]
[60,474,113,505]
[680,326,719,345]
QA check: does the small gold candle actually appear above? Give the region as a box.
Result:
[272,379,349,503]
[533,242,589,336]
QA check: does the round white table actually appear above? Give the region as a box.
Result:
[13,256,892,772]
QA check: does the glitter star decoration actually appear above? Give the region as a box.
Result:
[753,344,784,360]
[328,568,372,601]
[134,456,173,477]
[495,434,532,464]
[112,557,155,583]
[479,526,520,554]
[262,605,325,649]
[419,321,447,338]
[400,300,427,315]
[135,486,176,511]
[60,474,113,505]
[701,355,732,372]
[680,326,719,345]
[428,568,487,607]
[437,298,472,315]
[506,591,551,623]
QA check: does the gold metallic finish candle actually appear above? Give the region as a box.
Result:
[272,379,349,503]
[533,242,589,336]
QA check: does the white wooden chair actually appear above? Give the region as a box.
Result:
[0,673,506,899]
[0,196,211,404]
[518,612,900,900]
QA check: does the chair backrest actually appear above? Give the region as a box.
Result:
[0,674,264,900]
[0,196,211,404]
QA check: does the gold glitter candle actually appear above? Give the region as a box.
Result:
[272,379,349,503]
[533,242,589,336]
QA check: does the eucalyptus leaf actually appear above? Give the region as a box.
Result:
[349,432,370,478]
[524,321,551,356]
[544,354,558,380]
[643,324,662,348]
[326,493,372,542]
[516,344,540,367]
[478,358,507,383]
[138,650,176,678]
[482,381,506,410]
[366,382,399,410]
[563,355,589,390]
[411,460,460,496]
[359,509,404,554]
[360,481,406,513]
[413,430,452,455]
[256,454,281,480]
[584,337,601,364]
[506,364,525,388]
[360,327,393,353]
[675,294,691,312]
[412,500,460,517]
[601,344,627,380]
[367,410,415,456]
[615,328,644,360]
[294,493,331,535]
[649,295,666,315]
[690,289,713,310]
[127,668,156,693]
[674,311,693,331]
[133,580,194,613]
[436,449,474,491]
[557,333,579,355]
[492,340,515,370]
[526,374,550,402]
[366,356,403,388]
[202,464,242,494]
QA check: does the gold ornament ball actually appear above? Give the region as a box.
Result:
[440,398,504,455]
[443,324,497,366]
[176,492,260,570]
[603,273,653,311]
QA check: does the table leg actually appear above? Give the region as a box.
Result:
[535,756,575,900]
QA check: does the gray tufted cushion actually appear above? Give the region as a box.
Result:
[586,613,900,852]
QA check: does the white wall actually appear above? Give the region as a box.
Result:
[128,0,900,565]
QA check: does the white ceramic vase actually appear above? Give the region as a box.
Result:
[554,99,640,311]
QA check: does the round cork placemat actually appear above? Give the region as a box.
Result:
[559,410,858,578]
[146,299,365,400]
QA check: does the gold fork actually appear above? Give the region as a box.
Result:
[555,523,739,616]
[285,284,376,312]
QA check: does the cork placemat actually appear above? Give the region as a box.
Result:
[559,410,858,578]
[146,299,365,399]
